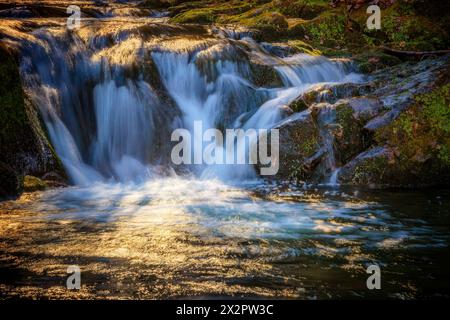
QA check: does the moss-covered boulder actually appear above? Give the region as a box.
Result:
[274,110,322,180]
[333,100,375,164]
[250,61,284,87]
[23,175,48,192]
[339,145,450,188]
[339,82,450,188]
[354,51,402,74]
[288,11,346,47]
[171,8,217,23]
[277,0,328,20]
[0,43,64,197]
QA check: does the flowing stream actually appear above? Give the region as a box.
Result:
[1,18,449,299]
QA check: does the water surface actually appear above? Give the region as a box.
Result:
[1,180,449,299]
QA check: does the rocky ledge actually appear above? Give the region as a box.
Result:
[275,54,450,188]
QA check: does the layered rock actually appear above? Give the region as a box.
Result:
[275,54,450,187]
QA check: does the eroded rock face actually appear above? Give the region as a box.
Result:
[338,146,450,188]
[274,110,321,180]
[0,44,64,198]
[275,54,450,187]
[365,57,449,132]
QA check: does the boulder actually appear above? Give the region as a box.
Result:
[0,43,65,197]
[273,110,322,180]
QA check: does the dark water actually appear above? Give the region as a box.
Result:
[0,179,449,299]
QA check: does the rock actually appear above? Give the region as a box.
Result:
[23,175,48,192]
[316,100,372,165]
[273,110,321,180]
[0,43,65,197]
[364,108,401,132]
[347,97,384,121]
[364,56,450,131]
[339,146,450,188]
[250,61,284,88]
[354,52,402,74]
[289,82,373,112]
[41,171,68,188]
[338,146,391,187]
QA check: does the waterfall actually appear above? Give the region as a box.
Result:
[18,24,362,185]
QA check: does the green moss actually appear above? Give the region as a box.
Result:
[356,2,450,51]
[376,83,450,169]
[277,0,328,19]
[354,51,402,73]
[418,85,450,134]
[231,11,289,41]
[300,136,318,157]
[335,103,370,163]
[23,175,48,192]
[170,1,257,24]
[250,63,283,87]
[287,39,322,55]
[307,12,345,45]
[171,8,217,23]
[352,156,388,185]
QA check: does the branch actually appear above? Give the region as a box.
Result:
[381,46,450,58]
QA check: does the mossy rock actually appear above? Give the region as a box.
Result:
[0,43,65,190]
[287,40,322,55]
[352,1,450,51]
[288,89,321,112]
[275,111,322,180]
[334,101,372,164]
[339,146,450,188]
[249,12,289,41]
[23,175,48,192]
[171,8,217,23]
[250,62,284,87]
[354,51,402,74]
[294,11,347,47]
[373,83,450,183]
[277,0,328,20]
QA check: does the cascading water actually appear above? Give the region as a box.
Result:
[20,25,362,185]
[3,18,449,300]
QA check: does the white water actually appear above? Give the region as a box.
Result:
[20,24,362,185]
[328,168,341,186]
[5,20,450,301]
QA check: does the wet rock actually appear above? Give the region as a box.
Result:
[41,172,68,188]
[364,108,401,132]
[338,146,391,187]
[23,175,48,192]
[274,110,322,180]
[332,101,372,164]
[339,146,450,188]
[0,43,65,197]
[362,56,449,131]
[250,61,284,88]
[347,97,384,121]
[289,82,373,112]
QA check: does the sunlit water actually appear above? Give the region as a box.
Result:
[1,18,449,299]
[1,179,449,299]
